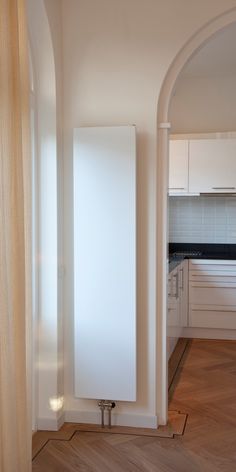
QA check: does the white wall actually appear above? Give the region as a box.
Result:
[28,0,58,430]
[43,0,64,422]
[169,196,236,243]
[59,0,236,426]
[170,75,236,133]
[28,0,64,430]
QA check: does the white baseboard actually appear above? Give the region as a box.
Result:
[57,412,65,429]
[37,412,65,431]
[36,409,158,431]
[65,409,158,429]
[183,327,236,340]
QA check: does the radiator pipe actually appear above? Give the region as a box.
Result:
[98,400,105,428]
[98,400,116,428]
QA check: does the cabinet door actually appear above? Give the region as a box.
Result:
[189,282,236,306]
[169,140,189,194]
[168,267,182,358]
[189,139,236,193]
[188,259,236,329]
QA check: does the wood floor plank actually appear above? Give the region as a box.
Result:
[33,339,236,471]
[32,411,186,459]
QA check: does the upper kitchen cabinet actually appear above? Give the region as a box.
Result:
[189,138,236,193]
[169,140,189,195]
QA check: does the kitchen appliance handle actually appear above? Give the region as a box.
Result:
[180,268,184,290]
[212,187,236,190]
[168,277,172,297]
[173,273,179,299]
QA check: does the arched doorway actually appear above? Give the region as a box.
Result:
[28,0,60,431]
[156,7,236,425]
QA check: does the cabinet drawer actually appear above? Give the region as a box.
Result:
[168,307,180,327]
[189,308,236,329]
[189,272,236,283]
[189,259,236,272]
[189,283,236,306]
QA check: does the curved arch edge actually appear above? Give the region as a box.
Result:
[156,7,236,425]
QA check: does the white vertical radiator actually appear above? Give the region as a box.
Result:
[73,126,136,401]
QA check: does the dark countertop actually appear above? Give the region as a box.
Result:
[169,257,184,273]
[168,243,236,273]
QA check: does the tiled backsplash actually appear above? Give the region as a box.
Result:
[169,196,236,243]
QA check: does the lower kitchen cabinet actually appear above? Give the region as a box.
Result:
[168,260,188,358]
[179,260,188,327]
[189,259,236,329]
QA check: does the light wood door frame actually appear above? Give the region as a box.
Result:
[156,8,236,425]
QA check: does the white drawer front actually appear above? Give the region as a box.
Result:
[189,259,236,272]
[168,307,180,327]
[189,309,236,329]
[189,284,236,306]
[189,271,236,281]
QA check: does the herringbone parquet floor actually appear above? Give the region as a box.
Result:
[33,339,236,471]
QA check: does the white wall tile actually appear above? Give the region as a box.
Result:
[169,196,236,243]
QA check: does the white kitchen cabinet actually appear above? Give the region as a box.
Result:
[189,138,236,193]
[189,259,236,329]
[168,260,188,358]
[169,140,189,194]
[168,267,180,325]
[168,266,180,359]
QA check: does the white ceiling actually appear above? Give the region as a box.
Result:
[181,23,236,77]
